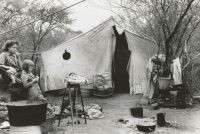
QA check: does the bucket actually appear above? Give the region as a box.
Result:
[158,77,173,90]
[157,112,166,127]
[7,100,47,126]
[130,107,143,118]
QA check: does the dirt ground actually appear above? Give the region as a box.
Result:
[45,93,200,134]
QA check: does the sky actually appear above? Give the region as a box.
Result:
[63,0,114,32]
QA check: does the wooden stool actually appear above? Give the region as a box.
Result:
[57,83,87,126]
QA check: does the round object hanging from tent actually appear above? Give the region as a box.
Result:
[62,50,71,60]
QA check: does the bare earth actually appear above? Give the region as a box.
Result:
[46,94,200,134]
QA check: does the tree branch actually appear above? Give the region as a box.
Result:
[186,19,200,43]
[166,0,195,45]
[175,16,193,57]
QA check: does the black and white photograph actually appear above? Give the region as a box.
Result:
[0,0,199,133]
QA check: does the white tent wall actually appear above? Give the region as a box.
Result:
[41,18,116,91]
[40,17,157,95]
[125,31,158,95]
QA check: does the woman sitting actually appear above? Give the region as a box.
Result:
[21,59,46,101]
[0,40,22,129]
[0,40,22,84]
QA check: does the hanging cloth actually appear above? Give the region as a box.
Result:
[172,58,182,85]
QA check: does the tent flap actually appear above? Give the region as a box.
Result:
[125,31,157,94]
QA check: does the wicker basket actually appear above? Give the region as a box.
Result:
[92,74,114,97]
[158,77,173,90]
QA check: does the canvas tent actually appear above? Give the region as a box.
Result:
[40,17,157,95]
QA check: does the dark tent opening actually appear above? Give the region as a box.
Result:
[112,26,131,93]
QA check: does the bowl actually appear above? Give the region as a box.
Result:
[136,117,156,132]
[136,124,156,132]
